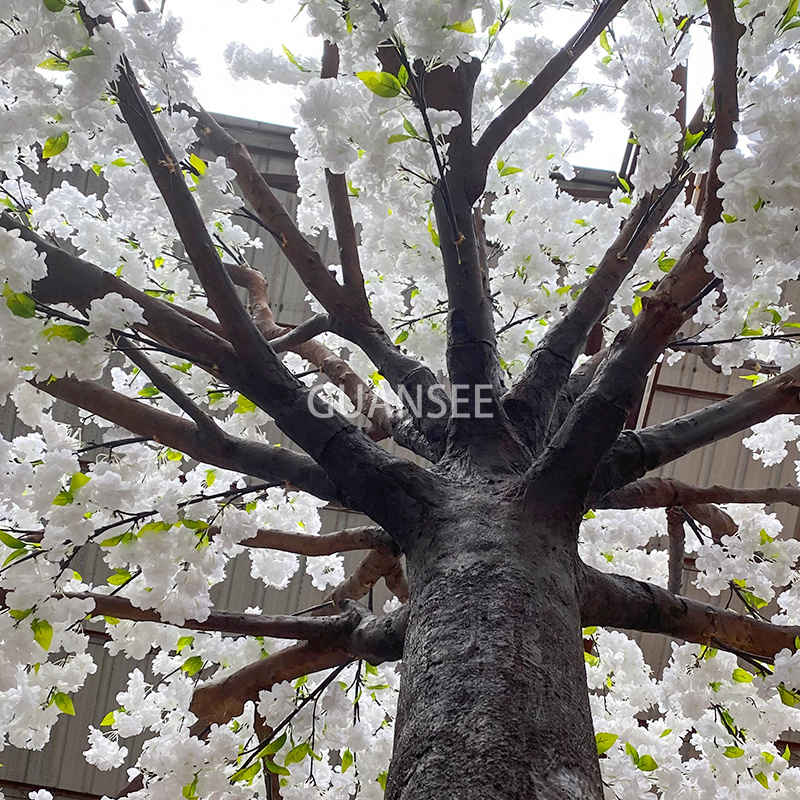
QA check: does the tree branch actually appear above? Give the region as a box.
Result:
[581,565,799,662]
[229,524,396,555]
[192,106,451,457]
[40,377,340,501]
[666,506,685,594]
[475,0,630,177]
[327,549,409,606]
[588,362,800,503]
[600,477,800,511]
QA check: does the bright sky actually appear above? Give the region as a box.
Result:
[151,0,712,173]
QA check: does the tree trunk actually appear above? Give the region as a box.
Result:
[386,490,603,800]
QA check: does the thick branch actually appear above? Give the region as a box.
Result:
[588,363,800,502]
[581,565,799,662]
[193,107,450,456]
[232,525,396,555]
[600,477,800,511]
[666,507,685,594]
[476,0,630,176]
[40,377,340,501]
[328,549,410,606]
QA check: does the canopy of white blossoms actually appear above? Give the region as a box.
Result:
[1,0,800,798]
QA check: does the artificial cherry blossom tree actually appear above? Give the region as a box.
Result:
[2,0,800,798]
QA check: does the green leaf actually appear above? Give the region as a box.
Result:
[43,0,67,11]
[37,57,70,71]
[659,729,672,738]
[53,691,75,716]
[617,175,631,193]
[263,760,291,776]
[683,129,704,151]
[395,329,409,345]
[376,771,388,791]
[43,132,69,159]
[0,530,25,549]
[778,683,800,707]
[595,733,618,755]
[9,608,33,621]
[732,668,753,683]
[258,731,288,758]
[181,656,204,676]
[632,296,643,316]
[499,165,523,176]
[356,71,403,98]
[447,18,477,33]
[780,0,799,29]
[231,762,262,783]
[31,618,53,651]
[69,473,91,494]
[138,384,160,398]
[637,754,658,771]
[68,46,94,60]
[189,152,207,176]
[176,636,194,654]
[584,652,600,666]
[387,134,412,144]
[403,117,419,137]
[42,324,90,344]
[724,746,745,758]
[108,568,132,586]
[205,469,216,487]
[428,216,440,247]
[599,29,612,53]
[52,491,74,506]
[341,749,354,773]
[572,86,589,99]
[282,45,311,72]
[625,742,640,764]
[100,710,116,726]
[754,771,769,789]
[397,65,409,86]
[722,213,737,224]
[284,742,310,766]
[111,158,130,167]
[235,394,257,414]
[3,287,36,318]
[3,548,28,567]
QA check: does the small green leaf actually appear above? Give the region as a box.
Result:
[387,134,412,144]
[181,656,204,676]
[235,394,257,414]
[376,772,388,791]
[263,760,291,776]
[68,46,94,60]
[31,618,53,651]
[282,45,311,72]
[778,683,800,707]
[447,18,477,32]
[724,746,745,758]
[572,86,589,99]
[284,742,310,766]
[9,608,33,621]
[356,71,403,98]
[231,762,262,783]
[205,469,216,487]
[111,158,130,167]
[683,129,704,151]
[53,691,75,716]
[722,213,737,224]
[428,217,440,247]
[100,710,116,726]
[70,472,91,493]
[3,548,28,567]
[38,57,70,71]
[341,749,354,772]
[754,771,769,789]
[3,287,37,318]
[258,731,288,758]
[632,296,643,316]
[659,729,672,738]
[43,132,69,159]
[176,636,195,654]
[189,153,207,175]
[625,742,640,764]
[595,733,618,755]
[397,65,409,86]
[637,754,658,771]
[42,324,90,344]
[499,165,523,176]
[0,530,25,549]
[52,491,74,506]
[403,117,419,137]
[108,568,132,586]
[732,668,753,683]
[599,29,612,53]
[395,329,409,345]
[43,0,67,11]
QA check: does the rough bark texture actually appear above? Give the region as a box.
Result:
[387,490,602,800]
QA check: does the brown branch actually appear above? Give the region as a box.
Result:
[670,343,781,375]
[226,263,394,439]
[40,376,340,501]
[666,507,685,594]
[581,565,799,662]
[588,363,800,503]
[192,107,451,456]
[475,0,630,177]
[328,549,409,606]
[235,525,397,555]
[0,588,353,640]
[189,603,408,724]
[270,314,331,353]
[529,1,746,503]
[600,477,800,511]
